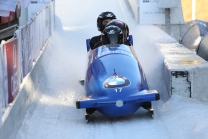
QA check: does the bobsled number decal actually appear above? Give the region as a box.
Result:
[114,88,122,92]
[103,76,130,88]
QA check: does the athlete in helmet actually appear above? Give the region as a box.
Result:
[90,11,116,49]
[105,19,130,45]
[92,19,131,49]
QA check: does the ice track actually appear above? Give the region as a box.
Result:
[15,0,208,139]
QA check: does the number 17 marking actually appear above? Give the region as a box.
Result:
[114,88,122,92]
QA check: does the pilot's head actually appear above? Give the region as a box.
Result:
[103,25,122,44]
[107,20,129,37]
[103,20,129,44]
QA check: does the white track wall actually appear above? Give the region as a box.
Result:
[127,0,208,100]
[0,1,55,139]
[127,0,184,40]
[158,43,208,100]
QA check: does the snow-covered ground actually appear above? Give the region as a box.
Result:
[15,0,208,139]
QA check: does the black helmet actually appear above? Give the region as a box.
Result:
[97,11,116,32]
[104,19,129,44]
[106,19,129,37]
[103,25,122,44]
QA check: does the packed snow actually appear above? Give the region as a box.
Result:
[15,0,208,139]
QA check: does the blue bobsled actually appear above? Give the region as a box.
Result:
[76,36,160,121]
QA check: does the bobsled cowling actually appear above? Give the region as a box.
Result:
[77,43,160,117]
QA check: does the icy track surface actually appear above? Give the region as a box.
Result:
[16,0,208,139]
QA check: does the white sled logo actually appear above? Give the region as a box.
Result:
[108,30,115,34]
[106,13,113,17]
[104,76,130,88]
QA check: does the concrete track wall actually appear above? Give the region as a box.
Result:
[127,0,208,101]
[158,43,208,100]
[126,0,183,40]
[0,1,54,138]
[0,44,47,139]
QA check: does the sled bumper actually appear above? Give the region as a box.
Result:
[76,90,160,109]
